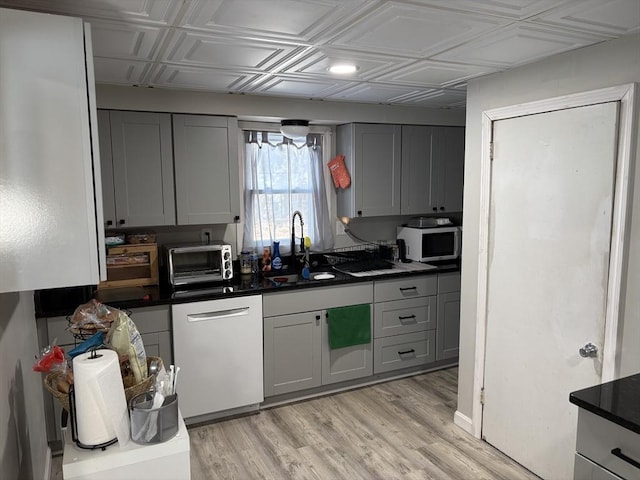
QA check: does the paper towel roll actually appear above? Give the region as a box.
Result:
[72,349,130,447]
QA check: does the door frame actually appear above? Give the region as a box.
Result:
[470,83,637,438]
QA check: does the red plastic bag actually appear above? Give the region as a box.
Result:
[33,345,65,373]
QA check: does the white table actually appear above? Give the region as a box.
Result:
[62,412,190,480]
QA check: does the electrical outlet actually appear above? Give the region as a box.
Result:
[201,228,213,244]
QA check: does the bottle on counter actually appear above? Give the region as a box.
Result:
[261,246,272,272]
[239,250,252,275]
[271,241,282,271]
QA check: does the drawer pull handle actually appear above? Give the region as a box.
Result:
[398,349,415,356]
[611,448,640,470]
[399,286,417,292]
[398,315,417,322]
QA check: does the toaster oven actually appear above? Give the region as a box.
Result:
[165,243,233,286]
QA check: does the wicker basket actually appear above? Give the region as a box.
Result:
[44,356,161,412]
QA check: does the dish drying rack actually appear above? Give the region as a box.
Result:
[323,243,381,266]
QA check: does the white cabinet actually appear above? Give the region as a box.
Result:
[99,110,175,228]
[263,283,373,397]
[0,8,104,292]
[173,115,240,225]
[336,124,402,217]
[401,126,465,215]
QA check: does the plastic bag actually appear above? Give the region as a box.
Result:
[69,299,119,335]
[107,311,147,384]
[33,344,66,373]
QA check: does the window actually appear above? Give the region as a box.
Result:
[243,132,333,253]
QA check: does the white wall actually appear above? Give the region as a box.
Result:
[0,291,49,480]
[458,34,640,421]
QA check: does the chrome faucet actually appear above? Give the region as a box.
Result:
[291,210,304,270]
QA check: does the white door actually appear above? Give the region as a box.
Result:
[483,102,619,480]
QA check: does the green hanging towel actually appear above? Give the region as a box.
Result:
[327,304,371,350]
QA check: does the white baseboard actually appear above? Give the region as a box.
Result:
[453,410,476,436]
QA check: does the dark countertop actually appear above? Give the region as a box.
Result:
[570,373,640,435]
[35,261,460,317]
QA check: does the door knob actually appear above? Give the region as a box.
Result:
[579,342,598,358]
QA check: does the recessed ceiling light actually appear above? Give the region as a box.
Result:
[328,64,358,74]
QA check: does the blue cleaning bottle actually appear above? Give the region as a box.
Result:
[271,241,282,271]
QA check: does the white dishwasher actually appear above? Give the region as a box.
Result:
[172,294,263,420]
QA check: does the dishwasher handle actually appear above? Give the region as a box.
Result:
[187,307,251,322]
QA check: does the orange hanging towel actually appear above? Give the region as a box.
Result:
[327,154,351,189]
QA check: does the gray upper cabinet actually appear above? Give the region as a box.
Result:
[101,110,176,228]
[401,125,465,215]
[432,126,465,213]
[336,123,402,218]
[173,114,240,225]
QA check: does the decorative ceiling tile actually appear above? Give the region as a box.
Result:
[180,0,367,42]
[376,60,499,87]
[150,64,250,91]
[251,75,349,98]
[283,47,413,81]
[401,89,468,108]
[90,20,166,60]
[92,57,149,85]
[329,2,509,57]
[162,31,301,70]
[432,24,609,68]
[326,83,428,104]
[0,0,181,25]
[530,0,640,36]
[408,0,576,20]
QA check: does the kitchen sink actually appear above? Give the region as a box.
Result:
[267,271,337,285]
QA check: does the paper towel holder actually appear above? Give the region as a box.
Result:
[68,384,118,450]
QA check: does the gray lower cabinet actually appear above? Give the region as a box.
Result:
[38,304,173,451]
[263,283,373,397]
[172,114,240,225]
[100,110,176,228]
[575,408,640,480]
[263,311,322,396]
[436,272,461,361]
[373,276,437,374]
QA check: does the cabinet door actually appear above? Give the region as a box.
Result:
[356,124,401,216]
[401,125,437,215]
[110,111,175,227]
[264,312,322,396]
[436,291,461,360]
[98,109,116,228]
[321,307,373,385]
[0,9,101,291]
[432,126,465,213]
[173,114,240,225]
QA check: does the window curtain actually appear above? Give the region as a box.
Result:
[243,132,333,253]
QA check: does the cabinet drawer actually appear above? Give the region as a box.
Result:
[574,453,624,480]
[373,330,435,374]
[576,409,640,480]
[374,276,437,302]
[374,296,435,338]
[437,271,461,294]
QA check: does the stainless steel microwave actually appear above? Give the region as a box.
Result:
[165,243,233,286]
[396,226,462,263]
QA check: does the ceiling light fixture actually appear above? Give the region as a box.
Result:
[328,64,358,74]
[280,119,309,139]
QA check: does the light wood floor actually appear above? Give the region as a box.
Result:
[52,367,539,480]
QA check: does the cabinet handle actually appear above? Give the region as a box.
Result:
[432,207,437,212]
[118,219,125,225]
[398,349,415,356]
[611,448,640,470]
[439,206,445,211]
[399,286,417,292]
[357,210,362,216]
[398,314,416,322]
[106,220,113,226]
[234,215,240,222]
